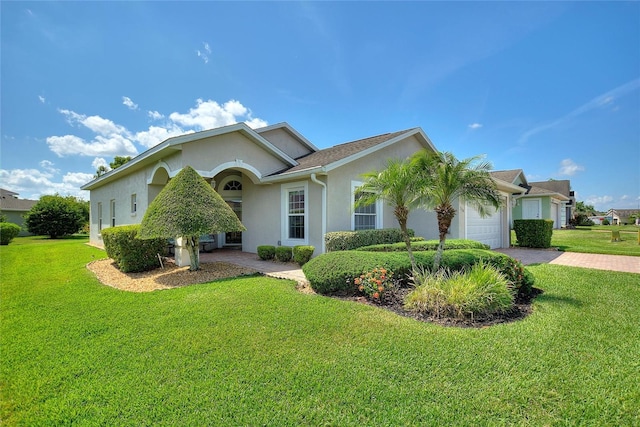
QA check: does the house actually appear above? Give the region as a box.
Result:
[606,209,640,225]
[0,188,37,236]
[81,122,520,265]
[490,170,573,229]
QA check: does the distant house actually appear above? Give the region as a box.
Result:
[0,188,37,236]
[490,171,574,229]
[81,122,522,266]
[607,209,640,225]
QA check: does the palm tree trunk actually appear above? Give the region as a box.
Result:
[395,206,417,272]
[186,236,200,271]
[433,204,456,271]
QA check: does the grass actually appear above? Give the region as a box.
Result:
[2,237,639,425]
[512,226,640,256]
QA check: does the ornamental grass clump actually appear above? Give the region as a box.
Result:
[405,262,513,319]
[354,267,394,301]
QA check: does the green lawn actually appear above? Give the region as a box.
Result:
[2,237,639,425]
[511,226,640,256]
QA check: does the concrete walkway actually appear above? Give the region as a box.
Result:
[495,248,640,274]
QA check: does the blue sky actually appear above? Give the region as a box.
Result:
[1,1,639,211]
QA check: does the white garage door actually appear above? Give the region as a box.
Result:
[550,203,558,229]
[466,203,502,249]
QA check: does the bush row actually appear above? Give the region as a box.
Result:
[325,228,414,252]
[101,225,167,273]
[514,219,553,248]
[257,245,315,266]
[302,249,534,300]
[356,239,489,252]
[0,222,21,245]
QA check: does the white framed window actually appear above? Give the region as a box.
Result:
[281,181,308,245]
[97,202,103,231]
[352,181,382,230]
[131,194,137,214]
[110,199,116,227]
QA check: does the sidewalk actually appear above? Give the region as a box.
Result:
[495,248,640,274]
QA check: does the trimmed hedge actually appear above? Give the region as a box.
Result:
[514,219,554,248]
[101,225,167,273]
[325,228,414,252]
[275,246,293,262]
[357,239,489,252]
[257,245,275,260]
[293,245,314,266]
[303,249,534,297]
[0,222,21,245]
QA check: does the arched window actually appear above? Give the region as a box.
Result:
[223,180,242,191]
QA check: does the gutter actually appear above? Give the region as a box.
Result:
[310,173,327,254]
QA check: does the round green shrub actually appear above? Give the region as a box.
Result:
[257,245,275,260]
[275,246,293,262]
[303,249,534,296]
[0,222,21,245]
[293,245,314,266]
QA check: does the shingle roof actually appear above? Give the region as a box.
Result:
[0,188,37,211]
[529,180,571,197]
[490,169,524,184]
[272,129,413,175]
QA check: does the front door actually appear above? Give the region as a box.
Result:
[225,201,242,245]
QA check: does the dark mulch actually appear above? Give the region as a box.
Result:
[336,286,543,328]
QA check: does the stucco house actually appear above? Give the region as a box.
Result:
[490,170,574,229]
[606,209,640,225]
[81,122,519,263]
[0,188,37,236]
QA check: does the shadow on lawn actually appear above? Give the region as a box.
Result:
[536,293,583,308]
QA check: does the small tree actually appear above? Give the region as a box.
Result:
[355,157,425,272]
[110,156,132,170]
[138,166,245,271]
[412,150,501,271]
[94,165,109,178]
[24,194,86,238]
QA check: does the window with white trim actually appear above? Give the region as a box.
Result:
[131,194,137,213]
[352,181,382,230]
[281,182,308,245]
[97,202,103,231]
[110,199,116,227]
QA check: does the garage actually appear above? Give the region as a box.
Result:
[465,202,503,249]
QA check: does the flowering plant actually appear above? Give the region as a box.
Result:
[354,267,394,300]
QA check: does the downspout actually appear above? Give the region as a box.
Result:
[310,173,327,254]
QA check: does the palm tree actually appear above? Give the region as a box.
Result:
[355,157,426,272]
[412,150,501,271]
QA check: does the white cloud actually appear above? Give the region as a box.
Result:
[245,117,269,129]
[39,160,59,173]
[621,194,629,200]
[91,157,109,169]
[585,195,613,210]
[122,96,139,110]
[135,125,190,148]
[46,134,138,158]
[169,99,266,131]
[558,158,584,176]
[196,42,212,64]
[148,110,164,120]
[58,109,130,137]
[468,123,483,129]
[0,167,90,200]
[38,95,46,104]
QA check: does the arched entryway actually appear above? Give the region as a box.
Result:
[216,173,243,248]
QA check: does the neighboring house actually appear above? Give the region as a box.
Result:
[0,188,37,236]
[606,209,640,225]
[490,170,573,229]
[82,122,520,264]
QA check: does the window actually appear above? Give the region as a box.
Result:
[354,193,377,230]
[352,181,382,230]
[223,180,242,191]
[97,202,103,231]
[110,199,116,227]
[131,194,137,213]
[281,182,308,245]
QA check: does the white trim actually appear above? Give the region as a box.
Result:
[207,160,263,184]
[310,174,327,253]
[351,180,383,230]
[281,181,309,246]
[146,161,172,185]
[256,122,319,152]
